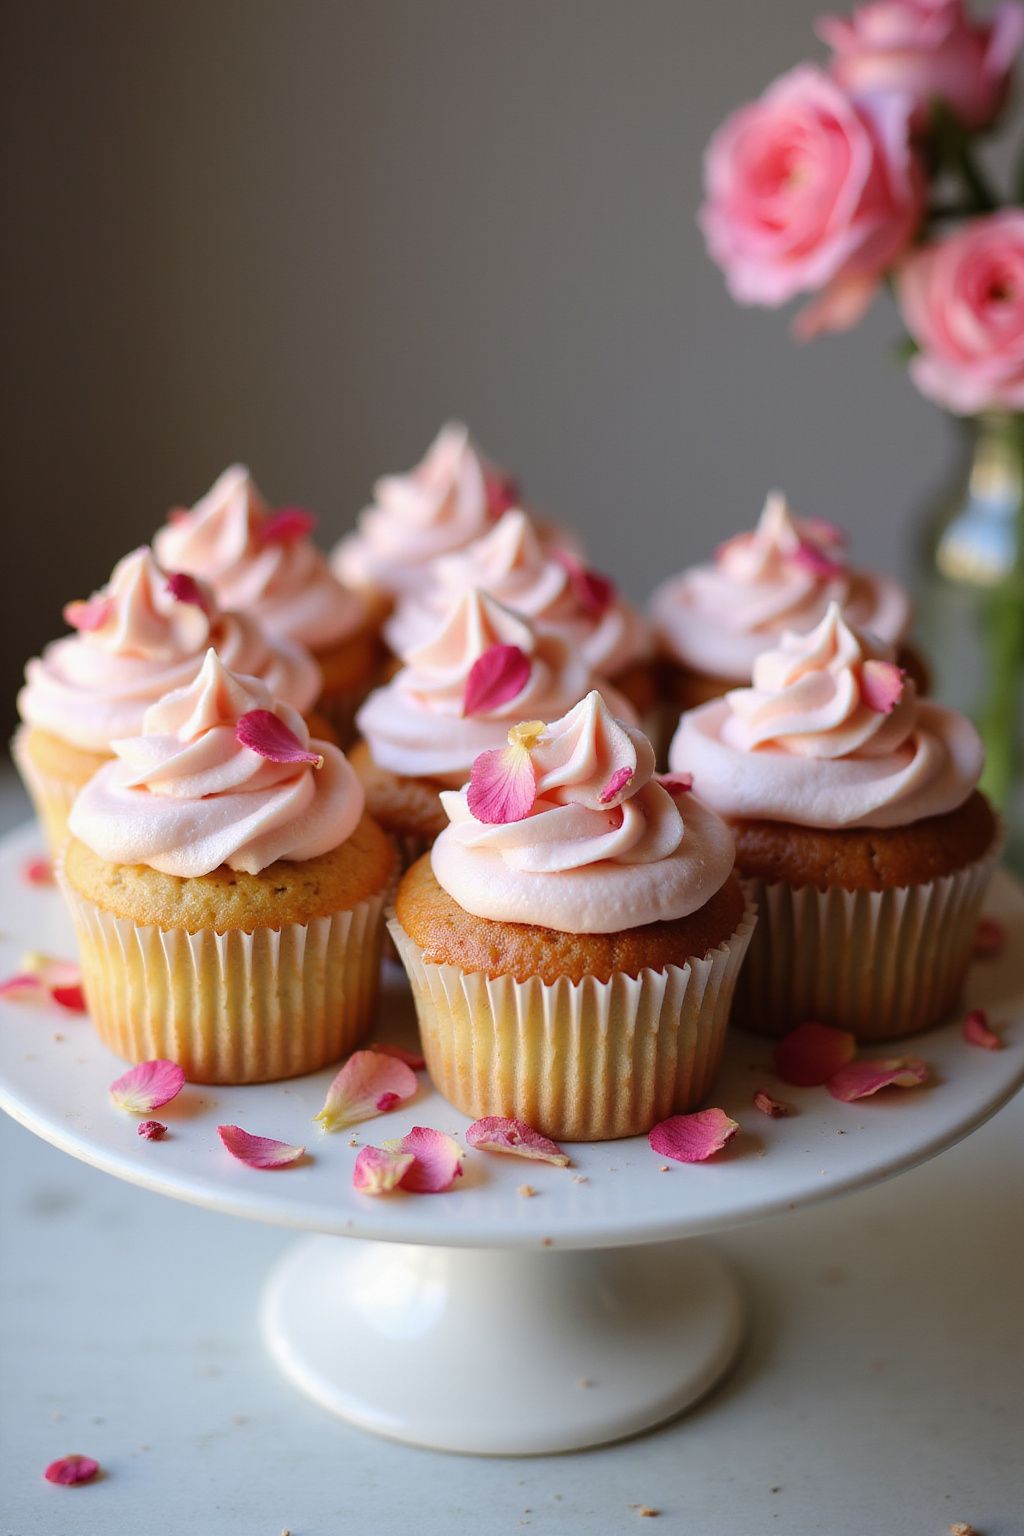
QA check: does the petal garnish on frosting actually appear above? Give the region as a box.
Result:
[861,659,905,715]
[466,720,545,824]
[63,596,114,633]
[258,507,317,545]
[236,709,325,767]
[164,572,212,614]
[462,643,531,716]
[552,548,617,617]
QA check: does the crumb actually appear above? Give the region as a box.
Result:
[659,1165,670,1173]
[576,1377,593,1389]
[518,1184,537,1198]
[53,1033,64,1043]
[949,1524,979,1535]
[756,1148,767,1157]
[770,1486,781,1494]
[49,1411,64,1423]
[231,1414,247,1426]
[348,1137,358,1147]
[836,1128,846,1134]
[634,1507,659,1518]
[542,1236,553,1247]
[572,1174,588,1184]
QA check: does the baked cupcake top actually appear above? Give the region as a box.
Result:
[430,690,735,933]
[69,650,363,876]
[356,587,633,787]
[384,509,651,676]
[18,547,321,753]
[331,422,512,599]
[650,491,912,680]
[670,603,982,829]
[154,464,366,653]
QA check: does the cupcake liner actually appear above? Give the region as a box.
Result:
[11,726,87,857]
[58,869,388,1084]
[733,834,1003,1042]
[388,898,757,1141]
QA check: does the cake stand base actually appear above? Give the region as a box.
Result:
[260,1235,744,1455]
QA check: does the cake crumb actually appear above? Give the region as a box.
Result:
[518,1184,537,1198]
[542,1236,553,1246]
[348,1137,359,1147]
[632,1506,659,1518]
[659,1165,670,1173]
[53,1033,64,1043]
[576,1377,593,1389]
[572,1174,588,1184]
[949,1524,979,1535]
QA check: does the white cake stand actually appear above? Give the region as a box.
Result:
[2,824,1022,1456]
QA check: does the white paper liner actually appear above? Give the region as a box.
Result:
[733,835,1002,1041]
[58,870,388,1084]
[388,898,757,1141]
[11,725,90,857]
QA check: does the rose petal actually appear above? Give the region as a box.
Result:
[164,571,210,613]
[658,772,693,796]
[44,1455,100,1486]
[63,597,113,633]
[801,517,846,549]
[236,709,324,767]
[370,1042,426,1071]
[0,974,46,1004]
[963,1008,1002,1051]
[217,1124,306,1168]
[483,468,522,520]
[109,1059,186,1113]
[21,856,53,885]
[383,1126,466,1192]
[466,1116,570,1166]
[51,985,86,1013]
[753,1089,791,1118]
[462,643,531,716]
[791,539,846,578]
[314,1050,418,1132]
[773,1021,857,1087]
[973,917,1006,958]
[352,1144,415,1195]
[598,766,634,805]
[648,1107,739,1163]
[861,660,905,715]
[826,1058,929,1102]
[137,1120,168,1140]
[259,507,317,545]
[553,548,617,617]
[467,737,538,824]
[1,954,86,1012]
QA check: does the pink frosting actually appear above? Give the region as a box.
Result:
[670,604,983,829]
[385,510,651,676]
[357,589,635,786]
[154,465,366,653]
[18,547,321,752]
[69,650,363,876]
[650,492,912,680]
[432,691,736,932]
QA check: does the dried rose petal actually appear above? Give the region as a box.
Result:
[658,772,693,796]
[860,660,905,715]
[164,572,210,612]
[773,1021,857,1087]
[753,1089,791,1118]
[963,1008,1002,1050]
[137,1120,168,1140]
[466,1116,570,1166]
[973,917,1006,958]
[352,1144,415,1195]
[314,1050,418,1132]
[63,596,114,633]
[109,1059,186,1113]
[648,1107,739,1163]
[217,1124,305,1168]
[462,643,531,716]
[827,1058,929,1102]
[370,1042,426,1071]
[598,766,634,805]
[21,856,53,885]
[236,710,324,767]
[383,1127,466,1192]
[466,720,545,824]
[1,954,86,1012]
[259,506,317,545]
[44,1454,99,1486]
[553,548,616,617]
[484,468,522,520]
[791,539,845,578]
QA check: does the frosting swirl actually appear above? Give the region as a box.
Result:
[670,604,983,829]
[154,464,366,652]
[18,547,321,752]
[385,510,651,676]
[69,650,363,876]
[432,691,736,932]
[357,588,635,785]
[650,491,912,679]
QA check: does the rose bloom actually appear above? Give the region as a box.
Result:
[899,210,1024,412]
[701,65,923,337]
[819,0,1024,132]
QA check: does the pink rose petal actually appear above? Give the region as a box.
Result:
[217,1124,306,1168]
[63,596,114,633]
[648,1107,739,1163]
[553,548,617,617]
[51,984,86,1012]
[753,1089,791,1118]
[973,917,1006,958]
[352,1144,415,1195]
[21,856,53,885]
[484,468,522,520]
[861,660,905,715]
[774,1021,857,1087]
[826,1057,929,1102]
[801,517,846,549]
[44,1455,100,1486]
[658,772,693,796]
[109,1059,186,1113]
[791,538,846,578]
[314,1049,418,1132]
[466,1116,570,1166]
[963,1008,1002,1051]
[370,1042,426,1071]
[598,766,634,805]
[236,709,324,767]
[259,506,317,545]
[1,954,86,1012]
[467,733,539,824]
[164,571,210,612]
[462,643,531,716]
[0,973,46,1004]
[137,1120,168,1140]
[383,1126,466,1192]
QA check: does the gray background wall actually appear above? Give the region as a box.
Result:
[2,0,966,727]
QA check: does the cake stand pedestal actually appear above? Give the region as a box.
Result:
[1,825,1022,1455]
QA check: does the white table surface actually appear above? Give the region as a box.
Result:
[1,772,1022,1536]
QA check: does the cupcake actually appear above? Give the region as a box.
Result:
[670,603,1000,1041]
[384,509,656,717]
[352,586,635,867]
[650,491,924,718]
[154,464,378,738]
[389,691,755,1140]
[14,547,320,854]
[61,650,395,1083]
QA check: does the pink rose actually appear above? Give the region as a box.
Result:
[700,66,924,337]
[819,1,1024,131]
[899,211,1024,412]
